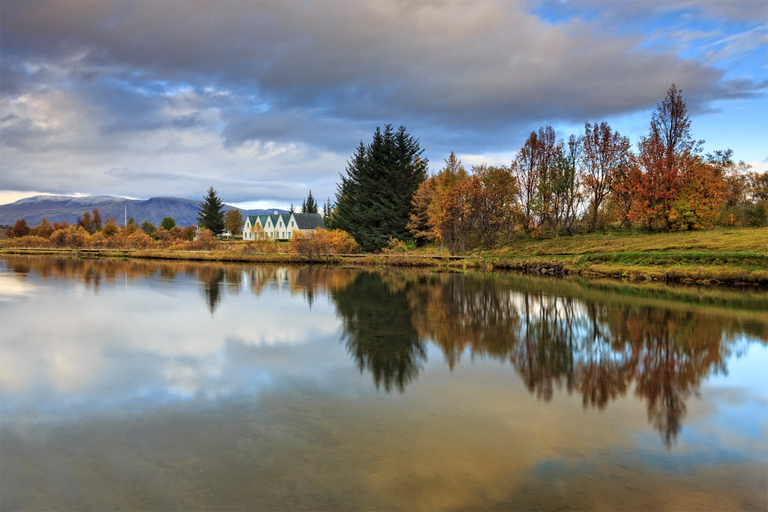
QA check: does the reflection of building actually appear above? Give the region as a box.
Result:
[242,212,325,241]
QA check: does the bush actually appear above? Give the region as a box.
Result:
[126,231,155,249]
[745,202,768,227]
[102,221,119,238]
[4,235,51,248]
[381,237,408,254]
[289,228,359,257]
[188,229,219,250]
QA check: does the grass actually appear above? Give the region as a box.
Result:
[471,227,767,286]
[2,226,766,286]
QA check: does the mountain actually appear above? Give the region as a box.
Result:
[0,195,288,228]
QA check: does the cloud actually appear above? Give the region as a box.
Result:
[0,1,765,204]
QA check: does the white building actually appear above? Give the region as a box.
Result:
[242,212,325,241]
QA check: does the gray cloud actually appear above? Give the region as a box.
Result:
[0,0,765,204]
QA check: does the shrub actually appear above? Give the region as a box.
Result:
[102,221,119,238]
[89,232,106,248]
[188,229,219,250]
[4,235,51,248]
[289,228,358,257]
[126,231,155,249]
[381,237,408,254]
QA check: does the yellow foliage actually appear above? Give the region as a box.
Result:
[289,228,358,257]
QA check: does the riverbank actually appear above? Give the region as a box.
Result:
[2,227,766,286]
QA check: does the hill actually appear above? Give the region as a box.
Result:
[0,195,287,228]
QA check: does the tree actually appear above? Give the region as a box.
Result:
[322,197,334,221]
[334,125,428,252]
[224,209,244,237]
[474,164,518,246]
[630,85,704,231]
[160,217,176,231]
[289,203,295,214]
[513,126,560,233]
[91,209,102,232]
[35,218,54,238]
[6,219,30,238]
[197,187,225,235]
[582,122,630,232]
[407,178,436,244]
[540,136,582,237]
[78,212,93,234]
[302,190,318,214]
[140,221,157,235]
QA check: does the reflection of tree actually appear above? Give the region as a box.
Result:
[332,272,426,393]
[402,272,760,448]
[198,267,226,315]
[3,256,765,447]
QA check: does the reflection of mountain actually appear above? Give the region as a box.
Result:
[331,272,426,393]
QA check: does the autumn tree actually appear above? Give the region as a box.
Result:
[34,218,54,238]
[560,135,586,234]
[612,160,643,228]
[6,219,30,238]
[513,126,560,233]
[78,211,93,234]
[671,158,726,229]
[102,221,119,238]
[474,164,518,246]
[224,209,244,237]
[630,85,704,231]
[91,209,102,232]
[197,187,225,235]
[407,177,436,244]
[582,122,630,232]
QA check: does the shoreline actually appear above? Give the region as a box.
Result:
[2,246,766,287]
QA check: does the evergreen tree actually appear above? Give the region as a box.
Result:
[334,125,428,252]
[322,196,334,220]
[289,203,295,214]
[197,187,225,235]
[303,190,318,214]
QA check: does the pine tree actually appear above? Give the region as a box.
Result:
[322,196,333,220]
[303,190,318,214]
[197,187,225,235]
[334,125,428,252]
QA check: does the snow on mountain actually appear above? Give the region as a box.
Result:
[0,195,287,228]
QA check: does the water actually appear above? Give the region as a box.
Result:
[1,256,766,511]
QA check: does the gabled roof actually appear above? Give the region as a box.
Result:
[269,213,292,226]
[292,213,325,230]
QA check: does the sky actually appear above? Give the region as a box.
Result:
[1,0,766,210]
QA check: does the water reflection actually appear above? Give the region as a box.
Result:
[332,272,426,392]
[1,255,766,449]
[328,269,765,446]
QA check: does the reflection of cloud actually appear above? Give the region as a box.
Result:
[0,273,34,301]
[0,266,342,423]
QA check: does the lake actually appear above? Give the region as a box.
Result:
[1,255,766,511]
